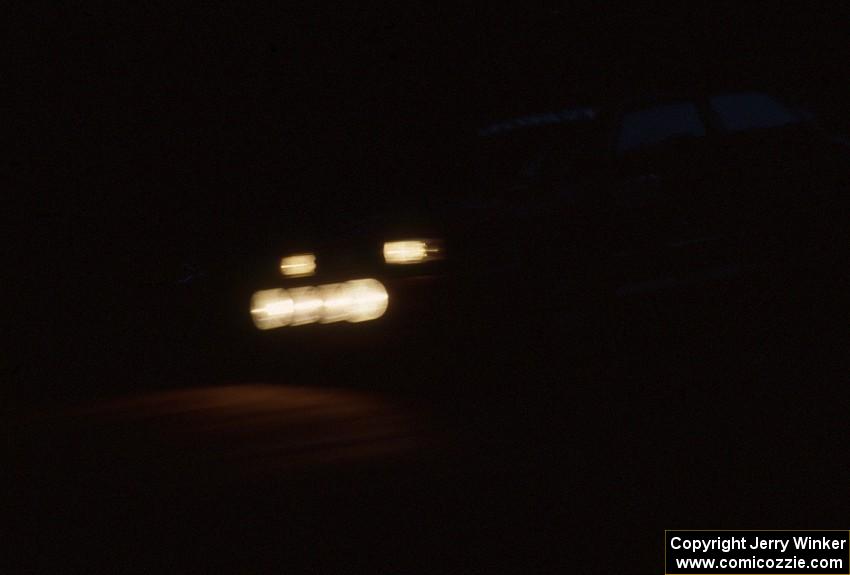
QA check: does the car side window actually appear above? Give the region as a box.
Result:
[709,92,801,132]
[617,102,706,153]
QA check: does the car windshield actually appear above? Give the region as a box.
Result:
[710,92,802,132]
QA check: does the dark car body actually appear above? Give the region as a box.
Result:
[187,91,847,384]
[597,91,848,297]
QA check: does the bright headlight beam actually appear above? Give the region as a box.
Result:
[280,253,316,277]
[342,279,390,323]
[250,279,388,330]
[250,289,294,330]
[318,283,354,324]
[383,239,441,264]
[289,286,324,325]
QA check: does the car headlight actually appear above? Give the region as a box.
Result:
[250,278,388,330]
[383,239,442,264]
[279,253,316,277]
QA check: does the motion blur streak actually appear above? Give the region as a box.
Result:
[383,239,442,264]
[341,279,390,323]
[289,286,324,325]
[279,253,316,277]
[251,289,294,329]
[250,279,388,329]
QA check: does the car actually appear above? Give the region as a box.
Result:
[184,90,848,383]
